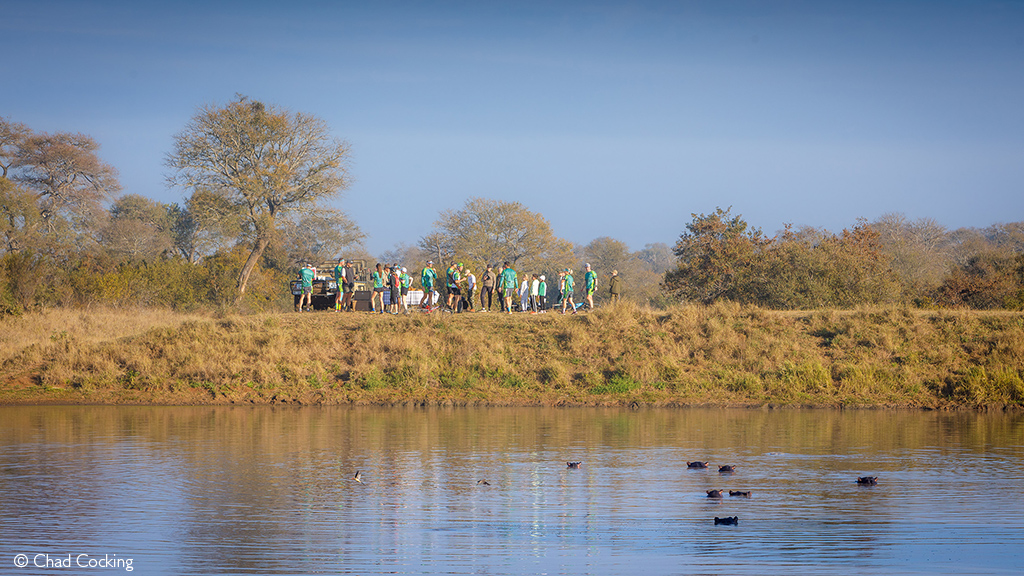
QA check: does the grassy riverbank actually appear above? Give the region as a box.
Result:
[2,303,1023,408]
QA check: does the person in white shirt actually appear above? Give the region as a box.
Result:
[530,274,540,313]
[519,278,529,313]
[465,269,476,311]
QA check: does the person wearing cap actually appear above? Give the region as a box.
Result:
[561,268,576,314]
[609,269,622,304]
[399,267,412,313]
[333,258,346,311]
[538,274,547,312]
[584,263,598,311]
[298,263,315,312]
[420,261,437,311]
[500,261,517,314]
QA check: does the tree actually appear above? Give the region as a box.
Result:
[100,194,175,261]
[166,96,353,301]
[871,212,951,295]
[12,131,120,239]
[279,208,364,265]
[379,242,428,268]
[0,177,42,254]
[664,207,772,304]
[0,116,31,179]
[422,197,573,273]
[171,189,244,263]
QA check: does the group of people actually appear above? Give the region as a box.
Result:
[423,261,618,315]
[298,258,624,314]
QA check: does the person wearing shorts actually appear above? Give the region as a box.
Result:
[500,261,517,314]
[333,258,346,311]
[584,263,597,311]
[389,265,401,313]
[400,267,411,313]
[446,263,463,311]
[561,268,576,314]
[298,263,314,312]
[342,260,355,311]
[420,261,437,311]
[371,263,385,314]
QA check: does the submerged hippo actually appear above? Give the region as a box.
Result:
[714,516,739,525]
[718,465,737,473]
[857,476,878,485]
[729,490,751,498]
[706,490,726,498]
[687,461,710,469]
[567,461,582,469]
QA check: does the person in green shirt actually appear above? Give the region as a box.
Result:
[584,263,598,311]
[420,261,437,311]
[298,263,315,312]
[538,274,547,313]
[500,261,517,314]
[333,258,346,311]
[399,267,412,313]
[561,268,576,314]
[371,262,385,314]
[446,263,464,311]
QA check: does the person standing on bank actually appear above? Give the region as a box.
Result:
[609,270,622,304]
[584,263,598,311]
[538,274,547,313]
[500,261,517,314]
[333,258,346,311]
[420,261,437,311]
[530,274,540,313]
[298,263,315,312]
[561,268,576,314]
[400,267,412,313]
[465,268,476,311]
[481,265,496,312]
[342,259,355,311]
[371,263,385,314]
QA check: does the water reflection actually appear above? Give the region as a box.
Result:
[1,407,1023,575]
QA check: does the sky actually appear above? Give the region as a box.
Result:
[3,0,1023,257]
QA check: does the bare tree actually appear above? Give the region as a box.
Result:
[166,96,353,301]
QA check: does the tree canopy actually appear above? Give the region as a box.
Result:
[421,197,573,274]
[166,96,356,300]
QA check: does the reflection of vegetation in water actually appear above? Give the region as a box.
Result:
[1,304,1023,408]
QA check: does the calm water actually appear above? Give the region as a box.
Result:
[1,407,1022,575]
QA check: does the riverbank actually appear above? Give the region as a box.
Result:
[2,303,1023,408]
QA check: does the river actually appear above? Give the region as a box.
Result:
[1,407,1022,575]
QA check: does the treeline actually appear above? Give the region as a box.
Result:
[4,108,1022,316]
[665,207,1024,310]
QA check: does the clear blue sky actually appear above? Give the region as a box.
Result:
[3,1,1022,256]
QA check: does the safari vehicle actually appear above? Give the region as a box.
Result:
[290,259,367,311]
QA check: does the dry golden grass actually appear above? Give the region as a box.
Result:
[2,303,1022,408]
